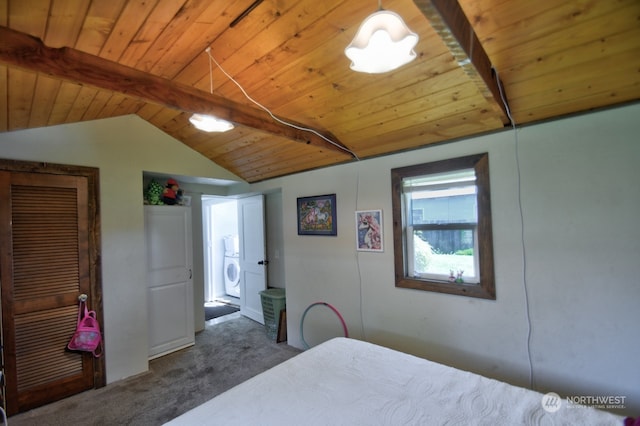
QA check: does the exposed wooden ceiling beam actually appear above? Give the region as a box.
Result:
[0,25,351,156]
[413,0,511,124]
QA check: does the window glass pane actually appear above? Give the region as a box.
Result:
[404,167,479,283]
[412,230,477,281]
[410,190,477,224]
[405,168,477,225]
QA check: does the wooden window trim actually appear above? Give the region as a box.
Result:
[391,153,496,300]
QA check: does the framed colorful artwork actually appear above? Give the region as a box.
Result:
[355,209,383,252]
[297,194,337,236]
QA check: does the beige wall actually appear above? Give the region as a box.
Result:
[251,103,640,416]
[1,105,638,416]
[0,115,242,383]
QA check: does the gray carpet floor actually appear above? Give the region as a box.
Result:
[9,314,301,425]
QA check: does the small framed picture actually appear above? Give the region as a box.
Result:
[297,194,337,236]
[355,210,383,252]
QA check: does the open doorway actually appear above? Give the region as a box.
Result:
[203,192,282,326]
[202,196,241,322]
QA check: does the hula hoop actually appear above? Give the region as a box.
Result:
[299,302,349,349]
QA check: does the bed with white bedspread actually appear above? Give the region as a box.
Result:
[165,337,623,425]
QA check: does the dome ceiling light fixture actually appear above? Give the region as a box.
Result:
[190,47,234,133]
[189,113,234,132]
[345,0,419,74]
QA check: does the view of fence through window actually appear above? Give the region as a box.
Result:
[404,169,479,284]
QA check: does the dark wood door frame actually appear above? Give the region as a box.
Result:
[0,158,104,413]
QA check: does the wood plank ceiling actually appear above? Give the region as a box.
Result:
[0,0,638,183]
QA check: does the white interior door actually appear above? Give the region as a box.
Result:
[201,198,215,302]
[238,195,267,323]
[145,206,195,359]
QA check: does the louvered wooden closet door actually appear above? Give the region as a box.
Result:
[0,171,94,415]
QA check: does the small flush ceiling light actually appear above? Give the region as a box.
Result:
[344,2,418,74]
[189,113,234,132]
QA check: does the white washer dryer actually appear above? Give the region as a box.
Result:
[223,235,240,298]
[223,256,240,297]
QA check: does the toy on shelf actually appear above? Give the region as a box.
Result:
[144,180,164,205]
[162,178,182,205]
[144,178,183,205]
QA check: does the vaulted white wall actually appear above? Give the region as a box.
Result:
[0,115,242,383]
[250,103,640,416]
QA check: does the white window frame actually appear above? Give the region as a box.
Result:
[403,175,480,284]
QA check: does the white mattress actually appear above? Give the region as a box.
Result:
[165,337,622,425]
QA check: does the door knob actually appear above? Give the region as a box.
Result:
[258,260,269,265]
